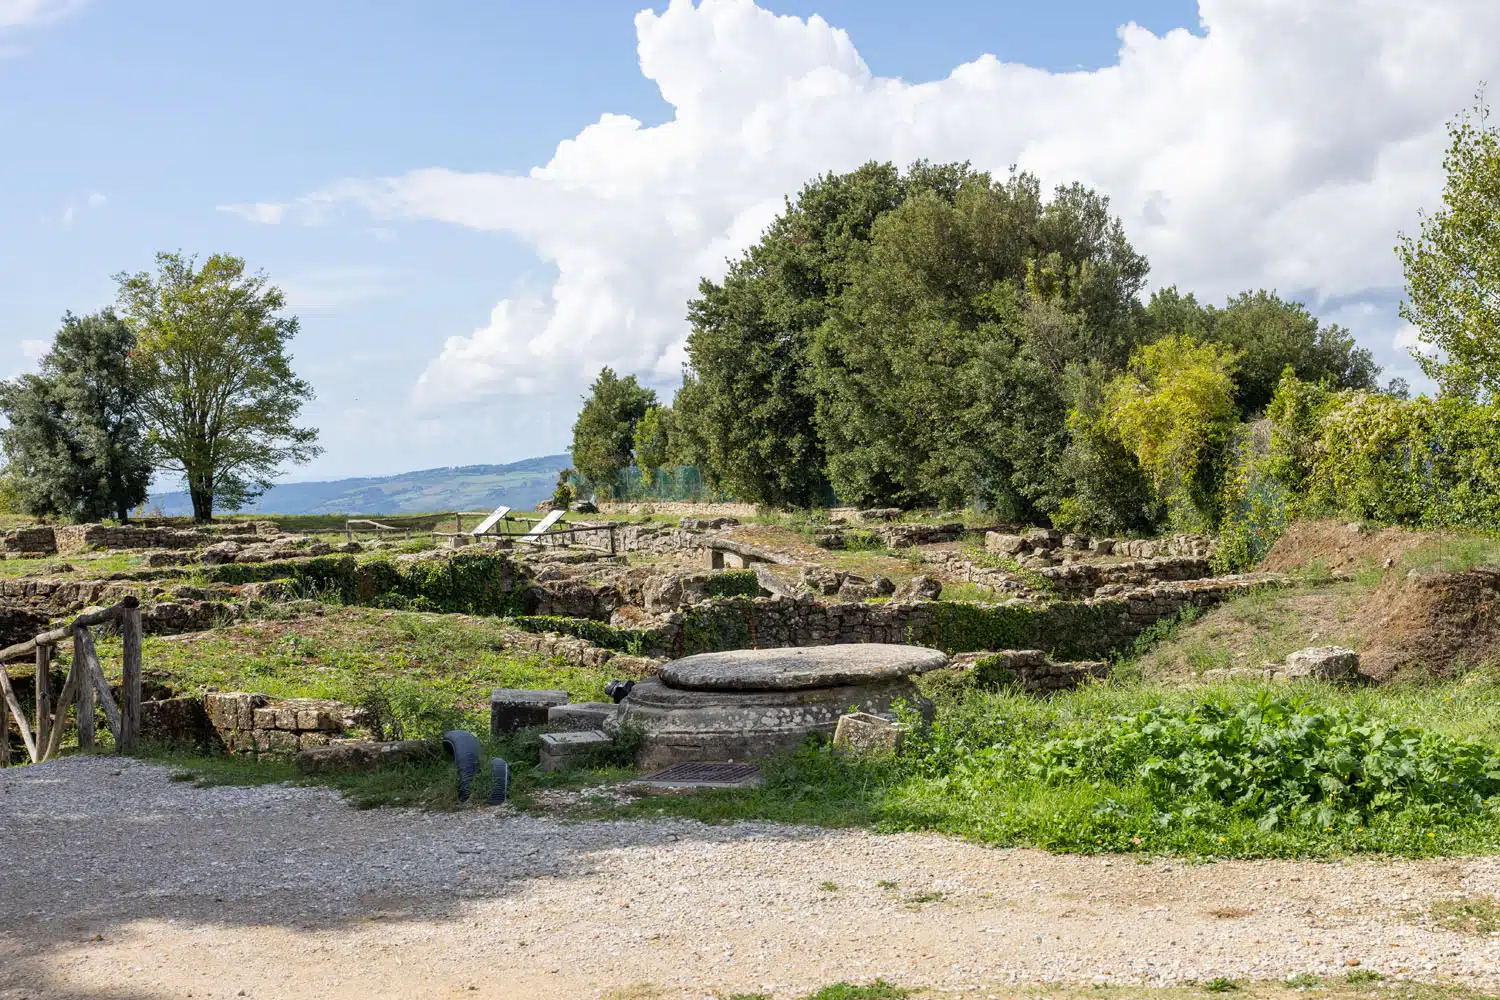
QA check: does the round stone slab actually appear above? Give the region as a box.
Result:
[659,643,949,692]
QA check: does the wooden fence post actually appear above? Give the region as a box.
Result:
[1,697,8,766]
[75,628,120,742]
[41,657,79,762]
[75,629,95,752]
[0,665,37,763]
[119,607,142,753]
[35,644,52,756]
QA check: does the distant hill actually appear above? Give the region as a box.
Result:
[149,454,572,517]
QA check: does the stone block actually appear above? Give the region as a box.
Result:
[252,707,281,729]
[538,730,613,772]
[204,691,265,731]
[296,739,436,774]
[256,730,299,755]
[546,702,619,731]
[297,732,334,749]
[833,712,907,755]
[1282,646,1360,681]
[295,706,343,732]
[490,688,570,736]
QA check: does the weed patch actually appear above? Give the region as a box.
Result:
[1428,895,1500,934]
[611,684,1500,858]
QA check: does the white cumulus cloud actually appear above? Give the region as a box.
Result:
[237,0,1500,411]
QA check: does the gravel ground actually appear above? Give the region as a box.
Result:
[3,756,1500,1000]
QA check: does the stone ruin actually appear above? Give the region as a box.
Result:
[613,644,946,769]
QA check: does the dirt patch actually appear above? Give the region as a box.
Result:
[1359,568,1500,681]
[1260,520,1440,576]
[5,757,1500,999]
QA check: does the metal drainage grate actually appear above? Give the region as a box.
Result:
[637,762,763,788]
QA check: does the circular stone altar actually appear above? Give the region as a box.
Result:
[618,644,947,769]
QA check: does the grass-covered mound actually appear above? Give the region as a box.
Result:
[622,681,1500,857]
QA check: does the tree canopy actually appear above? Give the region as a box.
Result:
[0,310,151,521]
[1397,91,1500,398]
[115,252,320,522]
[570,367,656,497]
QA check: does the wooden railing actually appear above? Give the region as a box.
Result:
[0,596,141,766]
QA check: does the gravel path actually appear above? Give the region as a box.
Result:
[3,756,1500,999]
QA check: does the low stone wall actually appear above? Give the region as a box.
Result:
[2,526,57,555]
[969,556,1213,599]
[55,524,214,554]
[569,522,711,557]
[950,649,1111,693]
[985,529,1216,562]
[200,692,352,754]
[0,578,241,633]
[644,575,1281,660]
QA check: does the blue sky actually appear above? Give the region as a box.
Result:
[0,0,1488,484]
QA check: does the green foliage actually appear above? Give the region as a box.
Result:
[1211,290,1377,415]
[1057,361,1164,535]
[1099,334,1240,530]
[570,367,656,498]
[0,310,151,521]
[1214,421,1290,573]
[631,405,673,483]
[809,169,1148,512]
[115,252,320,521]
[624,683,1500,858]
[704,570,763,598]
[1266,373,1500,530]
[1397,91,1500,397]
[506,615,650,654]
[204,552,527,616]
[682,162,931,507]
[1014,698,1500,834]
[801,983,911,1000]
[552,468,576,510]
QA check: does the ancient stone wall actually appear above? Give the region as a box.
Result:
[2,526,57,555]
[198,692,352,755]
[957,556,1214,599]
[54,524,214,554]
[644,575,1279,660]
[568,522,711,556]
[949,649,1111,693]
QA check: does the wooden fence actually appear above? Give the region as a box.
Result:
[0,596,142,766]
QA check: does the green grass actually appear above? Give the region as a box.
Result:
[600,679,1500,858]
[91,607,624,737]
[803,983,911,1000]
[1428,895,1500,934]
[1126,582,1370,680]
[938,582,1005,603]
[0,551,147,577]
[1403,535,1500,575]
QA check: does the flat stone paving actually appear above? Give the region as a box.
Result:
[659,642,949,691]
